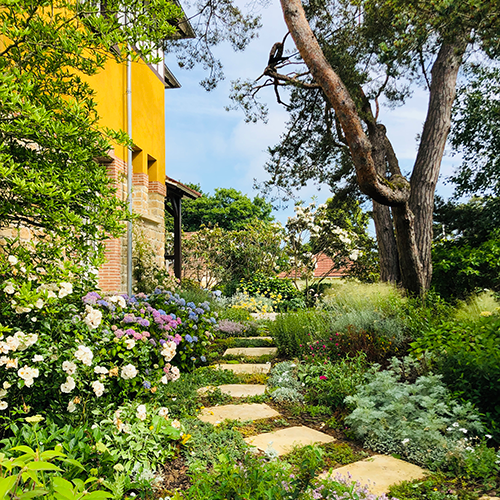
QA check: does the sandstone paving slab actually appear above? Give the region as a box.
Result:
[250,312,277,321]
[241,336,274,341]
[224,347,277,357]
[321,455,427,496]
[198,403,280,424]
[244,426,335,456]
[215,363,271,374]
[197,384,267,397]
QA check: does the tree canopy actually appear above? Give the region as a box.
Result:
[166,187,274,232]
[226,0,500,295]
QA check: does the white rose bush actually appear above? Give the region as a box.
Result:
[0,251,218,421]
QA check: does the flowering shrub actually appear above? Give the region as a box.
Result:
[224,292,275,313]
[0,277,217,419]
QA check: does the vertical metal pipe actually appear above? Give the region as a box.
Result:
[127,50,133,297]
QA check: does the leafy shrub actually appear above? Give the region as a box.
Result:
[0,285,217,422]
[410,314,500,442]
[301,326,402,365]
[345,357,486,470]
[227,292,276,313]
[453,290,500,322]
[270,310,333,357]
[268,361,304,403]
[239,273,301,311]
[298,354,368,409]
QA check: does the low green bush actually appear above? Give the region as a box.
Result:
[298,354,368,409]
[268,361,304,403]
[345,357,489,471]
[410,314,500,442]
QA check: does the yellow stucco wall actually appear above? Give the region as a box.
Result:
[90,56,165,183]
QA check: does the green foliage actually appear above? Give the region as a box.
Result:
[449,66,500,197]
[166,187,274,232]
[182,220,286,294]
[0,0,189,279]
[411,312,500,443]
[345,357,486,470]
[239,273,300,310]
[132,225,179,294]
[432,233,500,300]
[268,362,304,403]
[182,420,249,471]
[298,354,368,409]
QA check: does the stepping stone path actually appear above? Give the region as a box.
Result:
[215,363,271,374]
[223,347,278,357]
[244,426,335,456]
[198,403,279,424]
[321,455,427,496]
[197,384,267,397]
[202,324,428,497]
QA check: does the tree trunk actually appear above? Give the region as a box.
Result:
[280,0,466,295]
[409,43,466,289]
[373,201,400,283]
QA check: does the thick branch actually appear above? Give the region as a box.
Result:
[280,0,410,207]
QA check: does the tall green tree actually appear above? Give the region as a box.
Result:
[166,187,274,231]
[230,0,500,295]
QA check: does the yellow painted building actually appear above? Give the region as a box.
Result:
[92,40,192,292]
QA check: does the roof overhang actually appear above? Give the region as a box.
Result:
[165,176,201,200]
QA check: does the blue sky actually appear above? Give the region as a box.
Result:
[164,1,459,229]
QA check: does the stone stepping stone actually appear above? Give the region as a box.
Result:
[244,425,335,456]
[223,347,277,357]
[197,384,267,397]
[250,312,277,321]
[321,455,427,496]
[198,403,280,425]
[241,336,274,342]
[215,363,271,374]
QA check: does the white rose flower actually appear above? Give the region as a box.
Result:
[92,380,105,397]
[35,299,44,309]
[3,382,11,389]
[0,401,8,410]
[94,366,108,375]
[158,407,169,418]
[121,364,137,380]
[109,295,126,308]
[171,419,181,430]
[60,376,76,393]
[125,338,136,350]
[4,284,15,294]
[58,282,73,298]
[0,389,7,398]
[160,375,169,385]
[46,291,57,299]
[6,336,20,352]
[136,404,147,421]
[18,365,34,381]
[170,366,180,382]
[67,400,77,413]
[83,306,102,329]
[32,355,43,362]
[62,361,77,375]
[74,346,93,366]
[8,255,18,265]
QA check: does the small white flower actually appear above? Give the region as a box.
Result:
[0,389,7,398]
[171,419,181,430]
[94,366,108,375]
[74,345,93,366]
[62,360,77,375]
[58,282,73,298]
[121,364,137,380]
[83,306,102,329]
[3,382,11,389]
[4,284,15,295]
[35,299,44,309]
[32,355,43,362]
[459,428,468,434]
[125,338,136,350]
[136,404,147,421]
[67,400,77,413]
[92,380,105,397]
[486,434,493,439]
[8,255,18,265]
[158,407,169,418]
[452,422,460,428]
[402,438,410,445]
[0,401,8,410]
[60,376,76,393]
[109,295,126,308]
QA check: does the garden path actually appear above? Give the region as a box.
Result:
[202,333,428,496]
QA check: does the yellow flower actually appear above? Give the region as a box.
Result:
[25,415,44,424]
[481,311,492,317]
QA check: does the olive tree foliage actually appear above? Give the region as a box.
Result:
[228,0,500,295]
